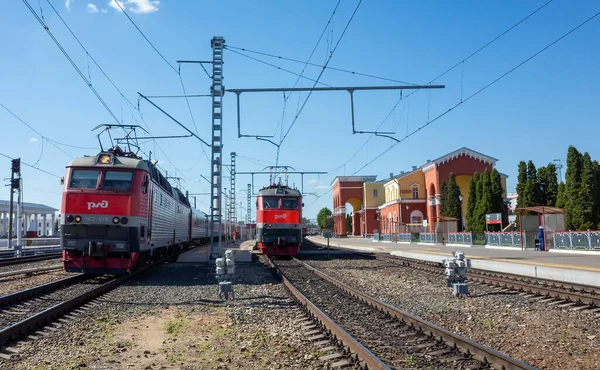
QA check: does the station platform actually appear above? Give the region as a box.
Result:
[306,236,600,287]
[176,241,253,263]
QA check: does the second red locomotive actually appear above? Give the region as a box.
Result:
[256,183,303,256]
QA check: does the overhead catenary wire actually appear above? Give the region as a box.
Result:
[225,44,420,86]
[277,0,364,162]
[323,0,557,177]
[313,7,600,203]
[22,0,121,126]
[0,101,76,158]
[0,152,61,178]
[112,0,209,163]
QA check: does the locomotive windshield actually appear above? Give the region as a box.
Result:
[282,198,298,209]
[103,171,133,191]
[69,169,99,188]
[263,197,279,209]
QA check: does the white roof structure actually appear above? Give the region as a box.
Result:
[0,200,58,214]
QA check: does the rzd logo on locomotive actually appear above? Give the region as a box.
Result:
[87,200,109,210]
[274,214,287,220]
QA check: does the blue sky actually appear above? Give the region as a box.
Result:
[1,0,599,221]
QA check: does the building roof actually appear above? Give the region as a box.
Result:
[330,175,377,187]
[0,200,58,213]
[421,147,498,173]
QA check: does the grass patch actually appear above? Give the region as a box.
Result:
[165,313,188,336]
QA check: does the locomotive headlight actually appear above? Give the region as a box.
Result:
[74,215,82,223]
[112,217,120,224]
[98,154,112,164]
[66,215,74,223]
[121,217,128,225]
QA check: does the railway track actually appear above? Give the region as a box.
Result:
[0,247,193,353]
[0,253,62,267]
[388,256,600,310]
[267,256,534,370]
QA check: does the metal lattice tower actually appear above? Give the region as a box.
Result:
[210,36,225,258]
[230,152,237,232]
[246,183,251,224]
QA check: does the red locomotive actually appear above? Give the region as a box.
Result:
[60,145,225,274]
[256,182,303,256]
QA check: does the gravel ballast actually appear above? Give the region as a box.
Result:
[0,258,71,297]
[299,253,600,369]
[2,261,335,370]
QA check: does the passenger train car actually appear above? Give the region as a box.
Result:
[256,183,303,256]
[60,146,228,274]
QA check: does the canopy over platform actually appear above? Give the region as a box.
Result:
[516,206,566,214]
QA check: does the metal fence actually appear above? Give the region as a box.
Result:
[484,232,522,247]
[447,232,472,245]
[419,233,435,243]
[554,231,600,250]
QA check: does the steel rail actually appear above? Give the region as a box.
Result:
[0,253,62,267]
[265,256,390,370]
[0,265,63,279]
[0,247,193,349]
[0,274,88,308]
[293,258,536,370]
[393,256,600,307]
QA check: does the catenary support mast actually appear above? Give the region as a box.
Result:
[210,36,225,258]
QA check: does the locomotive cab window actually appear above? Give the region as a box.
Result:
[69,169,100,188]
[263,197,279,209]
[282,198,298,209]
[103,171,133,191]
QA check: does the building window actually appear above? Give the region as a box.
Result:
[410,210,424,225]
[412,186,419,199]
[373,189,378,197]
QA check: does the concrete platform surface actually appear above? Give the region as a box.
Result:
[306,236,600,287]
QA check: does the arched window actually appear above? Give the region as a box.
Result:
[410,210,424,225]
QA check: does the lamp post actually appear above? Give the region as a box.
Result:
[459,194,464,231]
[376,209,381,241]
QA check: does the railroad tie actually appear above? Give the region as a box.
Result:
[330,359,352,368]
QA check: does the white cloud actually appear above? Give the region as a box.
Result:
[87,3,99,13]
[109,0,159,14]
[101,8,108,13]
[108,0,124,11]
[308,179,318,184]
[315,185,329,190]
[65,0,73,10]
[29,137,38,143]
[128,0,159,14]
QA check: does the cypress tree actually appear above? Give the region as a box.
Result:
[538,163,559,207]
[516,161,528,208]
[525,160,541,207]
[466,173,479,231]
[556,182,566,209]
[491,169,504,213]
[565,146,583,230]
[473,169,493,233]
[439,179,449,218]
[580,153,597,230]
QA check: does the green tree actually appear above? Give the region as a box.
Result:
[525,160,541,207]
[537,163,559,207]
[439,179,449,217]
[346,214,352,233]
[579,153,598,230]
[466,173,479,231]
[316,208,334,230]
[472,169,493,233]
[555,182,566,209]
[515,161,528,226]
[440,173,462,230]
[565,146,584,229]
[490,169,504,213]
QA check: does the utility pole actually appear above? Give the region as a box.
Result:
[229,152,237,235]
[246,183,251,224]
[210,36,225,258]
[7,158,21,250]
[554,159,563,183]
